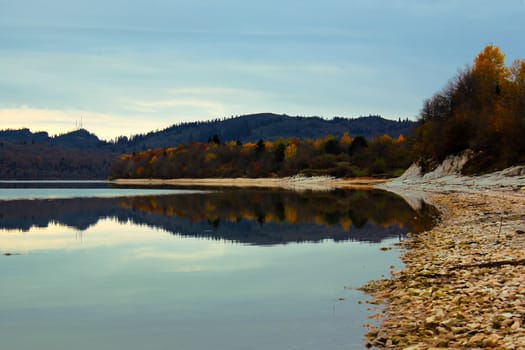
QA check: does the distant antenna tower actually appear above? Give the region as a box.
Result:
[80,116,83,129]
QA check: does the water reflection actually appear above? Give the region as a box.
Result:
[0,186,435,349]
[0,188,435,245]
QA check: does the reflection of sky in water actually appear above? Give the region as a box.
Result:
[0,219,244,272]
[0,218,400,349]
[0,188,201,200]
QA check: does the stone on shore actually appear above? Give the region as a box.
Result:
[360,190,525,348]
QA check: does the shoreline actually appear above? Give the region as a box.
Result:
[361,177,525,348]
[111,176,388,191]
[112,172,525,348]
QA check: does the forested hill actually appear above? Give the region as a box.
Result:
[0,129,118,179]
[0,128,109,149]
[121,113,415,151]
[0,113,415,179]
[1,114,414,152]
[0,114,415,179]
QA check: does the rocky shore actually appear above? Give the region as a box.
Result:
[361,161,525,349]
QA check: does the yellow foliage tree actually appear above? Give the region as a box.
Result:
[284,206,298,224]
[340,132,352,146]
[227,140,238,149]
[284,143,297,160]
[473,45,510,85]
[204,152,217,162]
[340,217,352,232]
[240,142,256,156]
[394,134,406,144]
[472,45,513,136]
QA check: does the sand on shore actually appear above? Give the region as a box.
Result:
[361,165,525,349]
[111,176,388,191]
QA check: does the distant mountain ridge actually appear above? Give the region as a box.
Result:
[1,113,415,151]
[0,113,416,179]
[0,128,106,148]
[121,113,415,151]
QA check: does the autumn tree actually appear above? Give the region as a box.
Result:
[411,45,525,172]
[111,131,412,179]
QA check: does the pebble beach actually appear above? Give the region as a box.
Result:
[361,161,525,349]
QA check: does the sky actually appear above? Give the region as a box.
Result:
[1,0,524,140]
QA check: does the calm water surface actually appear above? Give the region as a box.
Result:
[0,182,434,349]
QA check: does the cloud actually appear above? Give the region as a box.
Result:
[0,84,277,139]
[168,86,269,98]
[2,0,522,138]
[131,245,226,262]
[131,98,226,115]
[126,86,272,118]
[0,107,168,140]
[0,218,263,273]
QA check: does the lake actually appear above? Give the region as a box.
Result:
[0,181,435,349]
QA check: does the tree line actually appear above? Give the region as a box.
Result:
[0,115,415,179]
[114,113,415,151]
[0,140,116,179]
[110,133,410,179]
[411,45,525,173]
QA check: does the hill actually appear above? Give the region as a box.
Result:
[0,129,117,179]
[121,113,415,151]
[0,114,416,179]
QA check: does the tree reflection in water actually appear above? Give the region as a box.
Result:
[0,188,436,245]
